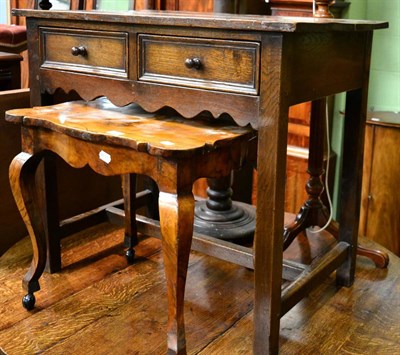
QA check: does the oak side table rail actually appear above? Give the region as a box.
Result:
[13,9,388,354]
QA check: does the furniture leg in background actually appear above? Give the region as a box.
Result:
[0,53,22,90]
[194,173,256,241]
[283,99,389,268]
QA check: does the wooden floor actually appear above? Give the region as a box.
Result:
[0,220,399,354]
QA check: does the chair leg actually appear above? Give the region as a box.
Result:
[326,221,389,269]
[9,152,47,310]
[122,174,138,263]
[144,176,160,220]
[158,190,194,355]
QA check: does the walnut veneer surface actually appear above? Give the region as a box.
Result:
[13,9,387,354]
[7,98,254,156]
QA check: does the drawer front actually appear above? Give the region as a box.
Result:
[40,28,128,78]
[138,35,260,95]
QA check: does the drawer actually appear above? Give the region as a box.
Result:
[138,34,260,95]
[40,28,128,78]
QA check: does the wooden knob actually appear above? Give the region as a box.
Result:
[185,58,202,70]
[71,46,87,57]
[38,0,52,10]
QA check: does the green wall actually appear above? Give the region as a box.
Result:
[331,0,399,218]
[344,0,400,112]
[95,0,131,11]
[0,1,7,24]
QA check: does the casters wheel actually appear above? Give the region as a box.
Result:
[125,248,135,264]
[22,293,35,311]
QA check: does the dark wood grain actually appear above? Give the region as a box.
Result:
[337,87,368,287]
[41,27,129,78]
[253,32,290,354]
[13,10,388,32]
[139,34,260,95]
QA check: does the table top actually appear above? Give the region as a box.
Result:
[367,111,400,128]
[6,97,255,157]
[14,9,388,33]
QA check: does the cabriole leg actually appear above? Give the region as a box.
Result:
[9,152,47,310]
[158,190,195,355]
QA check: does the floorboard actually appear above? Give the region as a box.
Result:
[0,222,399,354]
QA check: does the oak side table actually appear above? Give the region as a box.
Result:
[14,9,387,354]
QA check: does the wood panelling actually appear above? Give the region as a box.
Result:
[360,113,400,256]
[177,0,213,12]
[0,53,22,90]
[0,89,30,255]
[10,0,35,89]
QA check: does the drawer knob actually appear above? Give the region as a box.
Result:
[71,46,87,57]
[185,58,202,70]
